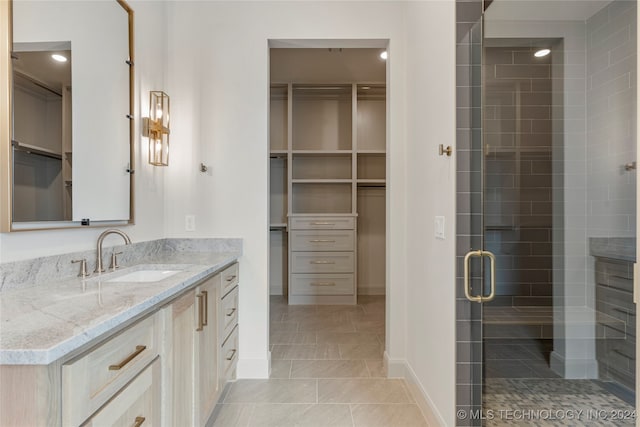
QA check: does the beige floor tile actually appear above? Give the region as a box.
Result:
[212,403,254,427]
[272,344,341,360]
[270,321,299,332]
[317,332,380,345]
[298,320,357,333]
[339,342,384,359]
[247,404,353,427]
[224,379,317,403]
[284,311,350,323]
[318,379,413,404]
[316,305,365,315]
[351,404,428,427]
[291,360,369,378]
[349,311,385,322]
[352,320,385,334]
[365,359,387,378]
[270,360,292,379]
[270,331,317,345]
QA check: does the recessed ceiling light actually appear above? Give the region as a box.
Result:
[380,51,388,60]
[534,49,550,58]
[51,54,67,63]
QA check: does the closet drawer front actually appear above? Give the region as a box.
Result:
[62,313,159,427]
[221,286,239,342]
[221,262,239,296]
[84,359,160,427]
[291,230,355,251]
[221,325,239,380]
[291,251,355,273]
[291,274,354,295]
[290,216,355,230]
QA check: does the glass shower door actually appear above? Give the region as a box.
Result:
[458,0,638,425]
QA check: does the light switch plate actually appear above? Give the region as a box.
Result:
[435,216,445,239]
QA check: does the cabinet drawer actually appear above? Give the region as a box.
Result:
[291,230,355,251]
[221,325,239,380]
[221,262,239,296]
[221,285,239,342]
[84,359,160,427]
[596,285,636,337]
[291,274,354,296]
[291,251,355,273]
[290,216,355,230]
[63,313,160,426]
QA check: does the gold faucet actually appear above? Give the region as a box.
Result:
[95,229,132,273]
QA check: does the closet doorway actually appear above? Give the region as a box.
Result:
[269,47,387,304]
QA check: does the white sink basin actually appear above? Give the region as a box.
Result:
[106,270,181,283]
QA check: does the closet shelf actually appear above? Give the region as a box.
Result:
[357,179,385,187]
[357,150,386,155]
[291,150,352,156]
[292,179,352,184]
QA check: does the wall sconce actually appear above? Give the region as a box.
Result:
[143,91,170,166]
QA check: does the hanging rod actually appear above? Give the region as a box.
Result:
[12,140,63,160]
[13,70,63,97]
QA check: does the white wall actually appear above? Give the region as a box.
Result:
[164,0,456,423]
[0,0,167,262]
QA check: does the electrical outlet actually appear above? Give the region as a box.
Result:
[185,215,196,232]
[435,216,445,240]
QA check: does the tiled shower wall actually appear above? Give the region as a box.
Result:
[586,0,637,238]
[455,0,483,425]
[483,47,553,307]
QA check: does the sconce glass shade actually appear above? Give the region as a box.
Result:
[144,91,170,166]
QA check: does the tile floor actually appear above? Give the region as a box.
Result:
[211,295,430,427]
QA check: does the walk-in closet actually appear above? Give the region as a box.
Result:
[269,48,386,304]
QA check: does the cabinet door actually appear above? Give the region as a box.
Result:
[84,359,160,427]
[197,276,220,426]
[171,289,196,426]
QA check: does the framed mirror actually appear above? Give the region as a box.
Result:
[0,0,134,231]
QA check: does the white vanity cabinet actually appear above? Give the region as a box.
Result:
[168,262,239,427]
[0,260,240,427]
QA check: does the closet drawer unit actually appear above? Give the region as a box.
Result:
[221,325,239,379]
[291,273,354,295]
[83,359,160,427]
[291,251,355,273]
[290,216,355,230]
[291,230,355,251]
[221,262,239,296]
[62,313,160,427]
[221,285,239,342]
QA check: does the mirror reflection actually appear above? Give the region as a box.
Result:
[12,45,72,221]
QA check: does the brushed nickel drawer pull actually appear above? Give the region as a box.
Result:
[226,308,237,317]
[202,290,209,326]
[225,275,237,282]
[309,239,336,243]
[311,222,335,226]
[108,345,146,371]
[226,349,237,361]
[310,282,336,287]
[310,260,335,264]
[133,416,146,427]
[196,293,204,331]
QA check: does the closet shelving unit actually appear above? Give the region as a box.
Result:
[269,82,386,304]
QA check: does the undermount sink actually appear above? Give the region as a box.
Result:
[105,269,181,283]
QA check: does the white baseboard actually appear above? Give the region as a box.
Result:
[550,351,598,379]
[383,352,446,426]
[236,355,270,379]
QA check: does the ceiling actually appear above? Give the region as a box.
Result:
[270,48,386,84]
[12,50,71,95]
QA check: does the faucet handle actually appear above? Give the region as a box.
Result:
[110,252,124,271]
[71,259,89,278]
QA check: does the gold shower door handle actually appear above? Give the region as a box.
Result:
[463,250,496,303]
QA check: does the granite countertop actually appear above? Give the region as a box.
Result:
[0,249,240,365]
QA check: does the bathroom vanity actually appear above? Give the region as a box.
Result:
[591,238,636,397]
[0,239,241,426]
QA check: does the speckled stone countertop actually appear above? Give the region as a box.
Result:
[0,239,241,365]
[589,237,636,262]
